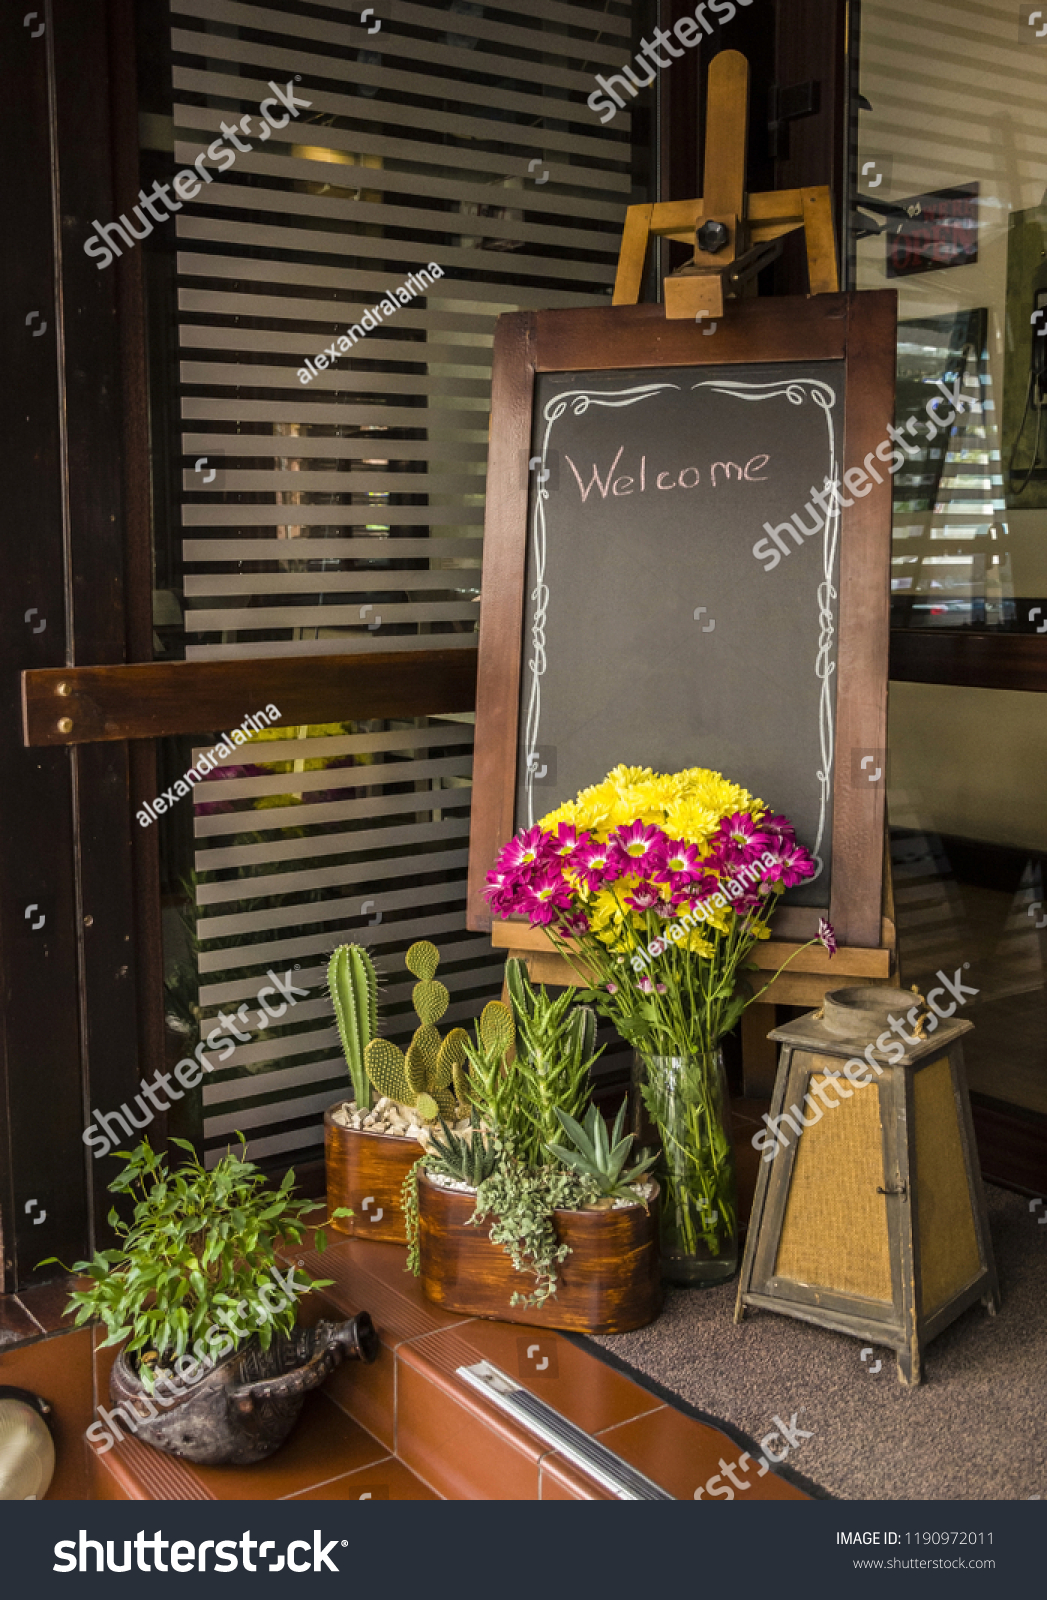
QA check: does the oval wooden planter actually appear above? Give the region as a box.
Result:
[417,1173,663,1334]
[324,1103,420,1244]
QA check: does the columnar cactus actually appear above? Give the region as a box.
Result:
[363,941,470,1122]
[328,943,378,1109]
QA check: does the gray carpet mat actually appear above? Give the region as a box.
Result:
[585,1186,1046,1500]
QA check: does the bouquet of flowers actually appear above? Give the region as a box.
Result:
[485,764,835,1282]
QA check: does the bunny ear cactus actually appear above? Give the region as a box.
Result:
[405,940,449,1027]
[362,942,468,1123]
[328,943,378,1110]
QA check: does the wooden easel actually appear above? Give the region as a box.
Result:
[612,51,839,320]
[489,50,897,1096]
[480,53,896,1100]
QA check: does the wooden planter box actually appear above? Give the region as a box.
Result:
[417,1172,663,1334]
[324,1103,420,1244]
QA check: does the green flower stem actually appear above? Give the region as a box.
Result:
[546,882,830,1061]
[640,1052,736,1259]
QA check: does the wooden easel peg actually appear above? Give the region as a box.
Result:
[612,50,839,318]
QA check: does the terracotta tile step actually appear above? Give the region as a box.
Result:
[288,1235,810,1502]
[81,1232,808,1502]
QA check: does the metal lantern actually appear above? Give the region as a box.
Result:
[735,986,999,1385]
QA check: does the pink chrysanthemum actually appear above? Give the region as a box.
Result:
[661,839,704,893]
[682,873,722,906]
[484,869,530,918]
[637,974,654,993]
[762,843,816,889]
[732,878,774,914]
[520,866,572,926]
[763,813,797,846]
[607,821,668,877]
[625,882,661,913]
[573,838,616,891]
[710,811,773,868]
[499,825,551,876]
[818,917,837,957]
[550,822,588,859]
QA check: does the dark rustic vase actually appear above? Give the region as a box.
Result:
[109,1315,378,1467]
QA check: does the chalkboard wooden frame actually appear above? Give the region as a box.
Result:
[467,292,898,950]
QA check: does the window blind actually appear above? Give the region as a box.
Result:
[164,0,640,1166]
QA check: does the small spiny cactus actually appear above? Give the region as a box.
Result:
[363,942,469,1122]
[328,943,378,1110]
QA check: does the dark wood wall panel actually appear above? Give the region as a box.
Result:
[53,0,147,1258]
[0,2,89,1289]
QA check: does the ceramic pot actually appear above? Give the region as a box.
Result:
[109,1315,379,1466]
[417,1173,662,1334]
[324,1103,420,1243]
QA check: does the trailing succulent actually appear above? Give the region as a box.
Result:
[546,1103,656,1202]
[364,941,469,1122]
[328,942,378,1110]
[471,1162,596,1308]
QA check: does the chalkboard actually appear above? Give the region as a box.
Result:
[516,361,844,909]
[468,296,897,949]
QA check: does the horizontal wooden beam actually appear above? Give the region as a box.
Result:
[889,630,1047,693]
[22,649,478,746]
[490,919,890,975]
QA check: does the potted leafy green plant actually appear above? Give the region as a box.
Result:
[44,1138,377,1467]
[325,940,473,1243]
[408,960,662,1334]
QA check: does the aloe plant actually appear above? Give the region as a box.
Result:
[459,998,514,1127]
[426,1118,499,1188]
[546,1102,656,1201]
[328,943,378,1109]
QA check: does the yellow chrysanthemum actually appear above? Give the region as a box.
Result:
[695,904,733,938]
[607,764,654,790]
[541,764,767,850]
[663,798,724,847]
[539,800,578,831]
[588,886,623,932]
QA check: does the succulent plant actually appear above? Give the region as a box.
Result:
[458,998,513,1113]
[363,941,469,1122]
[426,1118,500,1188]
[328,943,378,1110]
[463,960,600,1166]
[545,1102,657,1201]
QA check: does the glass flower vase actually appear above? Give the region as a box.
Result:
[632,1050,738,1288]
